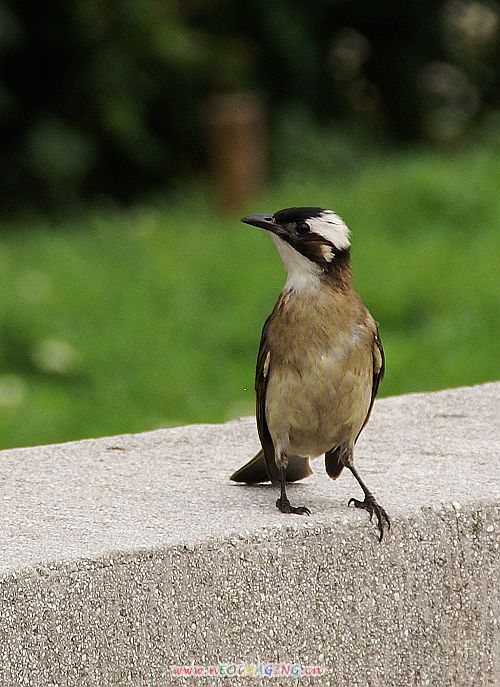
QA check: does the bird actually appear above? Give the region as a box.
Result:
[230,206,391,541]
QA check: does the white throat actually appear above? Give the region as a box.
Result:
[271,235,322,292]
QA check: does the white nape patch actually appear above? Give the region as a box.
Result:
[309,211,350,250]
[271,235,322,291]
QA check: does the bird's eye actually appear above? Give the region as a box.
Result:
[296,222,310,235]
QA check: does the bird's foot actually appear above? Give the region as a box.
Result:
[276,497,311,516]
[348,494,391,542]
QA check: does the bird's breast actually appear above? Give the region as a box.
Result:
[264,288,374,456]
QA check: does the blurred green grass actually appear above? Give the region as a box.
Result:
[0,144,498,448]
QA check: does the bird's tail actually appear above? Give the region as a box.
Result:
[230,450,313,484]
[325,445,348,480]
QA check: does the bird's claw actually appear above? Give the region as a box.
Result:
[348,494,391,542]
[276,498,311,516]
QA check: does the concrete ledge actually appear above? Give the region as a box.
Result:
[0,383,498,686]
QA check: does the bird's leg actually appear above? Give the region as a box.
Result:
[276,464,311,516]
[347,465,391,541]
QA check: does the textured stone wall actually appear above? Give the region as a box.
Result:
[0,383,498,686]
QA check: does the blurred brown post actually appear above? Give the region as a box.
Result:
[207,92,266,212]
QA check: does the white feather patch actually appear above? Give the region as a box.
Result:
[308,211,350,250]
[263,350,270,378]
[271,235,322,291]
[320,244,335,262]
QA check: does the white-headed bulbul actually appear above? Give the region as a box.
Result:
[230,207,391,541]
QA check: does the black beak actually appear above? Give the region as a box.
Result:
[241,214,278,233]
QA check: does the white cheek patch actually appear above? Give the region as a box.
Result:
[320,244,335,262]
[308,211,351,250]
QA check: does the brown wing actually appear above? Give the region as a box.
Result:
[355,325,385,444]
[231,293,312,484]
[255,313,280,484]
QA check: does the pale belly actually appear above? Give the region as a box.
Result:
[265,344,373,457]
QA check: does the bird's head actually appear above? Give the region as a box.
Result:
[241,206,351,290]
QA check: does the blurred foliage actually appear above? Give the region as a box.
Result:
[0,142,498,448]
[0,0,499,209]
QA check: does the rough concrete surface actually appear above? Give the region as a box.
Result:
[0,382,498,687]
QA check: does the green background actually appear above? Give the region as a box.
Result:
[0,0,498,448]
